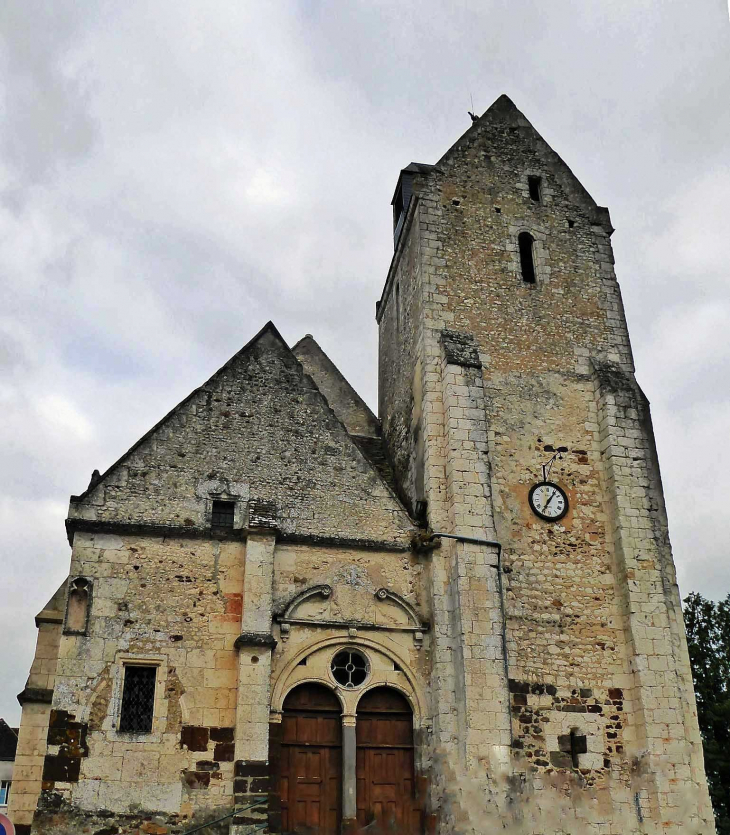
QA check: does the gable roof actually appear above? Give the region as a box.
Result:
[292,334,400,498]
[68,322,414,546]
[71,321,285,505]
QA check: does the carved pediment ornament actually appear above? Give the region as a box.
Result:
[281,584,333,621]
[276,584,427,647]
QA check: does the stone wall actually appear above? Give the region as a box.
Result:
[16,532,243,833]
[12,528,428,834]
[378,200,427,515]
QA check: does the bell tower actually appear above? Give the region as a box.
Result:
[377,95,714,832]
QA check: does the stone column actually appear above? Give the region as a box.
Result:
[9,603,63,832]
[341,714,358,834]
[232,526,277,831]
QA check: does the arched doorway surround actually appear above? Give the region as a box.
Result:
[270,636,426,723]
[270,640,428,834]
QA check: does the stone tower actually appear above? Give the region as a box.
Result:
[376,95,714,832]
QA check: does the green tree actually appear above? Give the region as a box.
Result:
[683,592,730,833]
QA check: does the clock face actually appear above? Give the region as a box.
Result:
[528,481,568,522]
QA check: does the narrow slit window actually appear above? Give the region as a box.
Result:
[395,282,400,335]
[119,665,157,733]
[528,176,542,203]
[518,232,536,283]
[211,500,235,528]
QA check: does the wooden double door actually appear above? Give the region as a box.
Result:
[279,684,422,835]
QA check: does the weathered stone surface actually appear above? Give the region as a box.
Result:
[376,93,714,831]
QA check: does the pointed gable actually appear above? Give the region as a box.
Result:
[389,95,612,236]
[68,323,413,546]
[435,94,612,231]
[292,335,380,439]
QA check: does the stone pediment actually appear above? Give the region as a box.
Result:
[276,584,427,646]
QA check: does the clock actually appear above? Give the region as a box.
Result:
[528,481,568,522]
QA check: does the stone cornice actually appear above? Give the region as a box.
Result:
[17,687,53,706]
[65,518,410,552]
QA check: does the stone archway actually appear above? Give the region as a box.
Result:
[278,683,342,835]
[355,687,423,834]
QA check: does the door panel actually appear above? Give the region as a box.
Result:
[279,684,342,835]
[356,688,423,834]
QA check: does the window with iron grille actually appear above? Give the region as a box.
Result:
[119,665,157,733]
[211,500,235,528]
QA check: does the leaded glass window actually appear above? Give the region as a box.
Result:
[119,665,156,733]
[331,649,369,689]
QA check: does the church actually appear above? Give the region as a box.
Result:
[8,95,715,834]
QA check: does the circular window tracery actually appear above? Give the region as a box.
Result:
[330,649,369,689]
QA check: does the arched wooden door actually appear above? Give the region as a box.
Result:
[280,683,342,835]
[356,687,423,833]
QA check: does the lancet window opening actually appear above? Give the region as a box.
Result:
[518,231,537,283]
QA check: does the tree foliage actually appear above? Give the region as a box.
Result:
[683,592,730,833]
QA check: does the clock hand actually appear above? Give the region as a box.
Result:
[543,489,557,511]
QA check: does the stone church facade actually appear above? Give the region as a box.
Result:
[8,96,714,834]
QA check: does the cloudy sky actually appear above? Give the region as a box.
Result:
[1,0,729,724]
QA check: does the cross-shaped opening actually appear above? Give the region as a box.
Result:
[558,728,588,768]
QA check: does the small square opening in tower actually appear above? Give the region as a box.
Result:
[528,176,542,203]
[211,500,235,528]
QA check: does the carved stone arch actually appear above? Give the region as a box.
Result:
[271,635,425,726]
[79,666,113,729]
[280,677,346,714]
[373,588,423,628]
[281,584,332,620]
[354,679,417,716]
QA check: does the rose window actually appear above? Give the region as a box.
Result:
[330,649,369,689]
